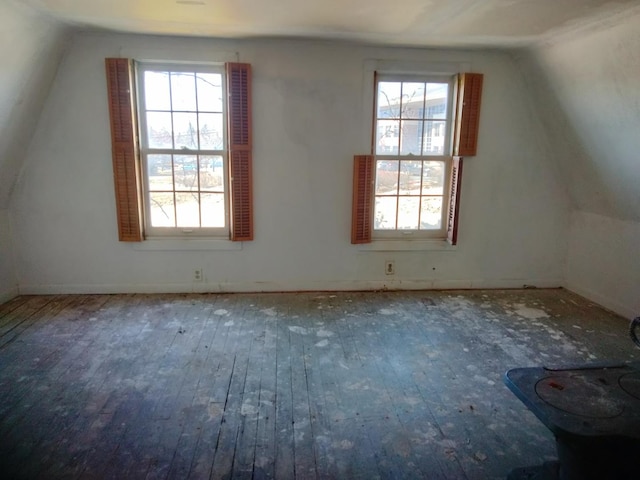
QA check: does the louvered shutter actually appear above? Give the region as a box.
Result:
[446,156,463,245]
[105,58,143,242]
[454,73,483,157]
[226,63,253,241]
[351,155,374,244]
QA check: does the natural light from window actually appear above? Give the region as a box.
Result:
[139,66,227,233]
[374,78,451,233]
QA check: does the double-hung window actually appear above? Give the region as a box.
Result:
[105,59,253,242]
[137,63,227,236]
[373,75,454,236]
[352,71,482,245]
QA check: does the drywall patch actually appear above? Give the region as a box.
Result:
[288,326,308,335]
[316,329,334,337]
[512,304,550,319]
[240,401,258,417]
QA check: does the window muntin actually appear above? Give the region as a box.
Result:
[137,63,227,236]
[373,75,454,236]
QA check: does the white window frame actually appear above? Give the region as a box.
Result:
[373,73,455,239]
[136,61,229,238]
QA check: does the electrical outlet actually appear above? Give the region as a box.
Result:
[385,260,395,275]
[194,269,203,282]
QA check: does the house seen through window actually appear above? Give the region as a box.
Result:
[373,76,453,236]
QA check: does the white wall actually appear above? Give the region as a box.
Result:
[0,1,69,301]
[0,209,17,302]
[568,212,640,319]
[521,12,640,318]
[10,32,570,294]
[0,1,70,208]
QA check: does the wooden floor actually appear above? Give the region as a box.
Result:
[0,289,637,479]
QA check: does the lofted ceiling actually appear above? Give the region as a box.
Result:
[15,0,640,48]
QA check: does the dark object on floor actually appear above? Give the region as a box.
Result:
[505,361,640,479]
[507,461,559,480]
[630,317,640,347]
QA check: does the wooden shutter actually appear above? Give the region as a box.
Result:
[446,156,463,245]
[226,62,253,241]
[351,155,374,244]
[454,73,483,157]
[105,58,143,242]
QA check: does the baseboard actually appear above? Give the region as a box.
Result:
[18,277,564,296]
[565,283,637,320]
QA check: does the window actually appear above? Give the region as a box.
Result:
[351,71,483,245]
[105,59,252,242]
[138,64,227,235]
[373,76,454,236]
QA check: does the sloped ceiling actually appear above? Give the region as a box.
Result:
[14,0,640,48]
[520,9,640,222]
[0,2,69,209]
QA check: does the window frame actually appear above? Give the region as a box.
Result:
[372,73,456,240]
[136,61,229,238]
[351,64,482,247]
[105,58,253,243]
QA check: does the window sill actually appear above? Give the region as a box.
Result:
[132,238,243,251]
[357,239,457,252]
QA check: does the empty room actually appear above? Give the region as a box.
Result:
[1,0,639,478]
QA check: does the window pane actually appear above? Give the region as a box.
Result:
[423,120,446,155]
[139,64,229,234]
[372,76,451,234]
[201,193,225,227]
[377,82,401,119]
[147,154,173,191]
[420,196,443,229]
[422,161,445,195]
[425,83,448,119]
[171,72,197,111]
[197,73,223,112]
[146,112,173,148]
[400,120,423,155]
[174,155,198,191]
[200,156,224,192]
[402,83,425,119]
[374,196,397,230]
[144,71,171,111]
[175,192,200,227]
[149,192,175,227]
[376,119,399,155]
[173,112,198,149]
[198,113,224,150]
[399,161,422,195]
[375,160,398,195]
[397,197,420,229]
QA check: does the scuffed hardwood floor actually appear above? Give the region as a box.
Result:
[0,289,637,479]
